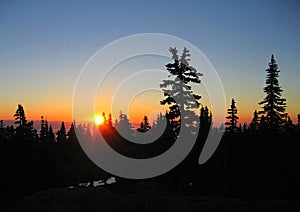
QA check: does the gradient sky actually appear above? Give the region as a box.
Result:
[1,0,299,125]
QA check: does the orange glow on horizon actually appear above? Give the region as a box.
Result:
[1,96,298,127]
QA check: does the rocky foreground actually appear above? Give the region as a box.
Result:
[8,183,300,212]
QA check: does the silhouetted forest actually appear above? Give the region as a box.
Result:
[1,51,300,211]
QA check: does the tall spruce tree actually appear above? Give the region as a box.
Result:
[259,55,286,130]
[225,98,239,134]
[160,47,202,136]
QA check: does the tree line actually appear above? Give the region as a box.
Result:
[0,48,300,205]
[1,50,299,146]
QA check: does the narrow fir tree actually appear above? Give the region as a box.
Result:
[40,116,48,142]
[259,55,287,130]
[225,98,239,134]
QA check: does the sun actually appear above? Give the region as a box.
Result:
[95,115,104,125]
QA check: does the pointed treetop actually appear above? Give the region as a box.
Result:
[259,54,286,129]
[169,47,178,61]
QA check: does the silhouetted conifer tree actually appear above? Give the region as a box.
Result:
[27,121,35,142]
[40,116,48,142]
[160,47,202,136]
[67,122,76,142]
[198,106,212,142]
[57,122,67,143]
[14,104,27,127]
[137,116,151,133]
[225,98,239,134]
[102,112,107,124]
[259,55,286,130]
[48,125,55,142]
[14,104,27,137]
[107,113,113,127]
[13,104,34,141]
[250,110,259,132]
[152,112,164,129]
[243,123,248,133]
[200,106,211,130]
[116,111,133,137]
[104,113,113,132]
[238,123,243,135]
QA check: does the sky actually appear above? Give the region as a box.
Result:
[0,0,299,126]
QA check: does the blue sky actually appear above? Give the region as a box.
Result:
[0,0,299,123]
